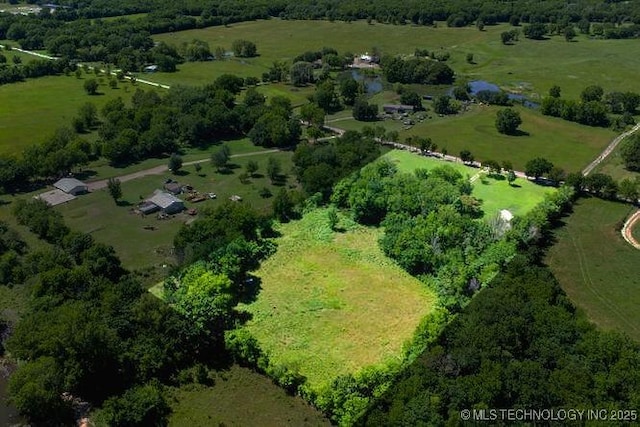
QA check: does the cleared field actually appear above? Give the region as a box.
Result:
[152,19,640,98]
[0,74,137,155]
[384,150,555,218]
[237,208,436,391]
[167,365,329,427]
[545,197,640,341]
[593,133,640,182]
[332,103,615,173]
[54,150,295,271]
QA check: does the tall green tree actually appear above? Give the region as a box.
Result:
[107,177,122,204]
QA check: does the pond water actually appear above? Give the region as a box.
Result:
[351,69,383,94]
[453,80,539,108]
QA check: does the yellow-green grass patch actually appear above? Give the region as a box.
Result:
[237,208,436,391]
[545,197,640,341]
[383,149,555,218]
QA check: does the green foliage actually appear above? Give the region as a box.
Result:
[83,78,99,95]
[168,153,183,173]
[352,96,378,121]
[525,157,553,179]
[13,198,70,244]
[620,135,640,171]
[94,383,170,427]
[433,95,458,115]
[495,107,522,134]
[107,177,122,202]
[381,56,454,85]
[232,39,257,58]
[290,61,314,86]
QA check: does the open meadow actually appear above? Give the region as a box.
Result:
[545,197,640,341]
[152,19,640,98]
[0,74,137,155]
[237,208,436,391]
[384,150,554,218]
[594,133,640,181]
[330,103,616,173]
[167,365,329,427]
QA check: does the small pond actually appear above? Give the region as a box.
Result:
[452,80,539,108]
[351,69,383,94]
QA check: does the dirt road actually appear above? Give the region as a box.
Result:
[86,149,280,191]
[621,209,640,250]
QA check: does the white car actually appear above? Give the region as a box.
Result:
[208,192,217,199]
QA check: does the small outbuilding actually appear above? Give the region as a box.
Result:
[164,181,183,195]
[53,178,88,195]
[383,104,415,114]
[148,190,184,214]
[138,201,160,215]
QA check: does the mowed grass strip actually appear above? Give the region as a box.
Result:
[0,74,136,155]
[167,365,329,427]
[383,150,554,218]
[545,197,640,341]
[239,208,436,391]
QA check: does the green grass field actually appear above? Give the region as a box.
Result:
[54,149,294,271]
[594,133,640,182]
[237,208,436,391]
[0,74,137,155]
[167,365,329,426]
[330,102,615,173]
[152,19,640,98]
[384,150,554,218]
[545,197,640,341]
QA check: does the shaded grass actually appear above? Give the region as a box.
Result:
[0,74,136,155]
[545,197,640,341]
[593,133,640,182]
[153,20,640,98]
[237,208,436,391]
[383,150,554,218]
[54,150,295,271]
[167,365,329,427]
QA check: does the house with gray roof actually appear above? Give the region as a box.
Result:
[147,190,184,214]
[53,178,88,195]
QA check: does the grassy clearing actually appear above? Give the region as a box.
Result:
[593,133,640,182]
[384,150,554,218]
[332,103,615,173]
[54,150,294,271]
[152,19,640,98]
[545,197,640,341]
[237,208,436,391]
[0,74,136,155]
[167,365,329,426]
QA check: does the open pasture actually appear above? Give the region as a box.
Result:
[237,208,436,391]
[54,149,295,271]
[545,197,640,341]
[384,149,554,218]
[0,74,136,155]
[167,365,329,427]
[152,19,640,98]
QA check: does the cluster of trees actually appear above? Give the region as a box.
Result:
[0,221,27,286]
[5,199,220,425]
[495,108,522,134]
[0,54,73,85]
[621,134,640,172]
[381,56,454,85]
[247,94,301,147]
[362,251,640,425]
[541,85,640,128]
[331,159,519,310]
[292,130,381,199]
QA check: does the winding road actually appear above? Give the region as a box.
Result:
[622,209,640,250]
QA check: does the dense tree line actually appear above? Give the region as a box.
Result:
[541,84,639,128]
[5,199,227,425]
[382,56,454,85]
[0,55,73,85]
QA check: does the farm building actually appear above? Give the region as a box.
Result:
[53,178,88,195]
[138,201,160,215]
[147,190,184,214]
[164,181,183,195]
[383,104,415,114]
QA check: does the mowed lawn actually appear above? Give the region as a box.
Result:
[0,74,137,155]
[545,197,640,341]
[152,19,640,98]
[167,365,329,427]
[238,208,436,391]
[384,150,554,218]
[55,150,295,271]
